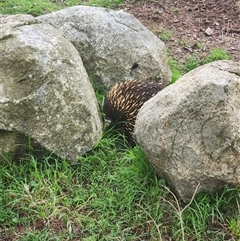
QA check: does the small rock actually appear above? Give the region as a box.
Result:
[205,27,214,36]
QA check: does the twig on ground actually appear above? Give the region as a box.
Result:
[136,203,163,241]
[161,182,200,241]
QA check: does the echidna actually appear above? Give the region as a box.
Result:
[103,80,165,143]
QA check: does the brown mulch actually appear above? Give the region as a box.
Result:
[121,0,240,63]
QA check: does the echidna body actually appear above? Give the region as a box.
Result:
[103,80,165,142]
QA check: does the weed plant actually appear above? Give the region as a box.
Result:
[0,1,239,240]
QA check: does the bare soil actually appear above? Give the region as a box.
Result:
[121,0,240,63]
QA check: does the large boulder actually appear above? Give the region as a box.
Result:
[36,6,172,89]
[134,60,240,200]
[0,14,102,162]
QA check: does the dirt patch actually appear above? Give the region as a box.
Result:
[121,0,240,63]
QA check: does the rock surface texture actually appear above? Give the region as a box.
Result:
[134,60,240,200]
[0,14,102,161]
[36,6,172,89]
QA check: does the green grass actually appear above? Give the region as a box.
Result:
[1,142,240,240]
[1,1,239,240]
[1,134,240,240]
[159,30,173,42]
[204,47,231,63]
[0,135,162,240]
[168,58,183,83]
[169,47,231,83]
[0,0,58,16]
[0,0,124,16]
